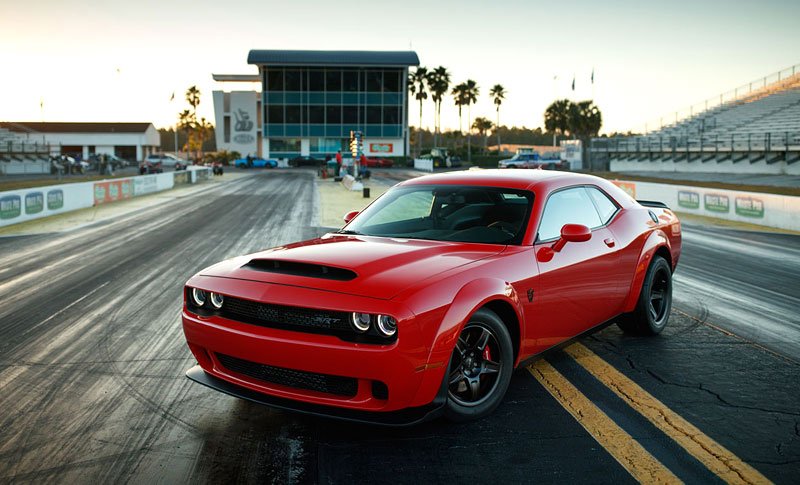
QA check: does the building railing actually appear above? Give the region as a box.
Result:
[0,140,53,155]
[591,131,800,153]
[633,62,800,134]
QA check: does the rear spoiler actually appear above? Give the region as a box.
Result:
[637,200,670,209]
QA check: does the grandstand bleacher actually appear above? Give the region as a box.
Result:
[591,63,800,175]
[0,126,53,175]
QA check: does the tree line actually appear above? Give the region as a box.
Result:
[408,66,604,159]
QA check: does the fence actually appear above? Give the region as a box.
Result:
[591,132,800,154]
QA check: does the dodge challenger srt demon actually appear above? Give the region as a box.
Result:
[182,170,681,424]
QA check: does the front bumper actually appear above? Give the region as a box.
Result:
[182,275,449,418]
[187,365,445,426]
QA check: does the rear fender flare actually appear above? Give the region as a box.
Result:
[622,230,671,313]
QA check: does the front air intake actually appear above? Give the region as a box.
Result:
[243,259,357,281]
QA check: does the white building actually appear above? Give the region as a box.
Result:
[0,122,160,162]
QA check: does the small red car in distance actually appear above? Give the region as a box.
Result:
[363,157,394,168]
[182,170,681,424]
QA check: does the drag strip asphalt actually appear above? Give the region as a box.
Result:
[0,171,797,483]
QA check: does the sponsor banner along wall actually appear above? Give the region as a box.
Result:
[612,180,800,232]
[0,182,95,226]
[0,169,208,228]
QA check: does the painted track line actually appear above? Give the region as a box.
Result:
[564,343,771,485]
[528,360,681,484]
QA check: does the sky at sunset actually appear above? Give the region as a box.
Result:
[1,0,798,134]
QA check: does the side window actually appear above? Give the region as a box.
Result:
[586,187,619,224]
[537,187,602,241]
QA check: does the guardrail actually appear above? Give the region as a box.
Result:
[0,140,53,154]
[591,132,800,153]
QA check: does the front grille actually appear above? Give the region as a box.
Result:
[216,353,358,397]
[221,296,351,334]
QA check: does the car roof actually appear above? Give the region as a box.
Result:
[398,169,588,190]
[398,169,638,208]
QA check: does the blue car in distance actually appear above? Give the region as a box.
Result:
[234,157,278,169]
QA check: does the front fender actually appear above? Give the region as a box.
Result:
[429,278,523,365]
[622,229,671,313]
[406,277,524,407]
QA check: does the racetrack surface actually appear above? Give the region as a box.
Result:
[0,171,797,483]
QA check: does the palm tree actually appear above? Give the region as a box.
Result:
[568,100,603,139]
[472,117,494,154]
[451,82,467,134]
[427,66,451,146]
[544,99,572,145]
[408,67,429,154]
[463,80,479,161]
[568,100,602,169]
[489,84,506,151]
[186,85,201,114]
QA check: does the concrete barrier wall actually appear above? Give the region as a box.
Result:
[612,180,800,232]
[0,168,210,228]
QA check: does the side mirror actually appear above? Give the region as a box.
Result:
[552,224,591,252]
[343,210,359,224]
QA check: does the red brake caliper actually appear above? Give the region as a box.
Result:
[482,345,492,361]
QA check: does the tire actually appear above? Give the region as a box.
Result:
[617,255,673,335]
[444,308,514,422]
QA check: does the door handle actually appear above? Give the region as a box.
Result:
[604,238,616,248]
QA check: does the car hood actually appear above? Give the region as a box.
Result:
[200,234,505,300]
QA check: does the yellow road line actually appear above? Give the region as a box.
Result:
[527,361,682,484]
[565,343,771,485]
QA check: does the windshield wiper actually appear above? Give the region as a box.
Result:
[336,229,362,235]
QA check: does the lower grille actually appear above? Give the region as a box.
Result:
[216,353,358,398]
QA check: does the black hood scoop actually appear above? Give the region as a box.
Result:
[242,259,358,281]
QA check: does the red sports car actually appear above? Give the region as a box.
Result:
[182,170,681,424]
[363,157,394,168]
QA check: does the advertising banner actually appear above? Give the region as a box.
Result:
[369,143,394,154]
[0,181,95,227]
[612,180,800,232]
[94,179,133,205]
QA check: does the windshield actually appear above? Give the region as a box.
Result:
[344,185,534,245]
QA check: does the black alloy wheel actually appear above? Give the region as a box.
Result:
[445,308,513,422]
[617,255,673,335]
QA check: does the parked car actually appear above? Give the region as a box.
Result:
[146,153,187,167]
[499,153,565,170]
[234,157,278,169]
[139,161,163,174]
[181,170,681,425]
[498,153,538,168]
[420,147,461,168]
[212,162,224,176]
[289,155,324,167]
[362,157,394,168]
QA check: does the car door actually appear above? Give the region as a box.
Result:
[531,186,623,343]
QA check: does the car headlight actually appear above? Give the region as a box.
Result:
[210,292,224,309]
[351,312,372,332]
[376,315,397,337]
[191,288,207,307]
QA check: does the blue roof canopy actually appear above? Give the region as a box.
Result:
[247,50,419,67]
